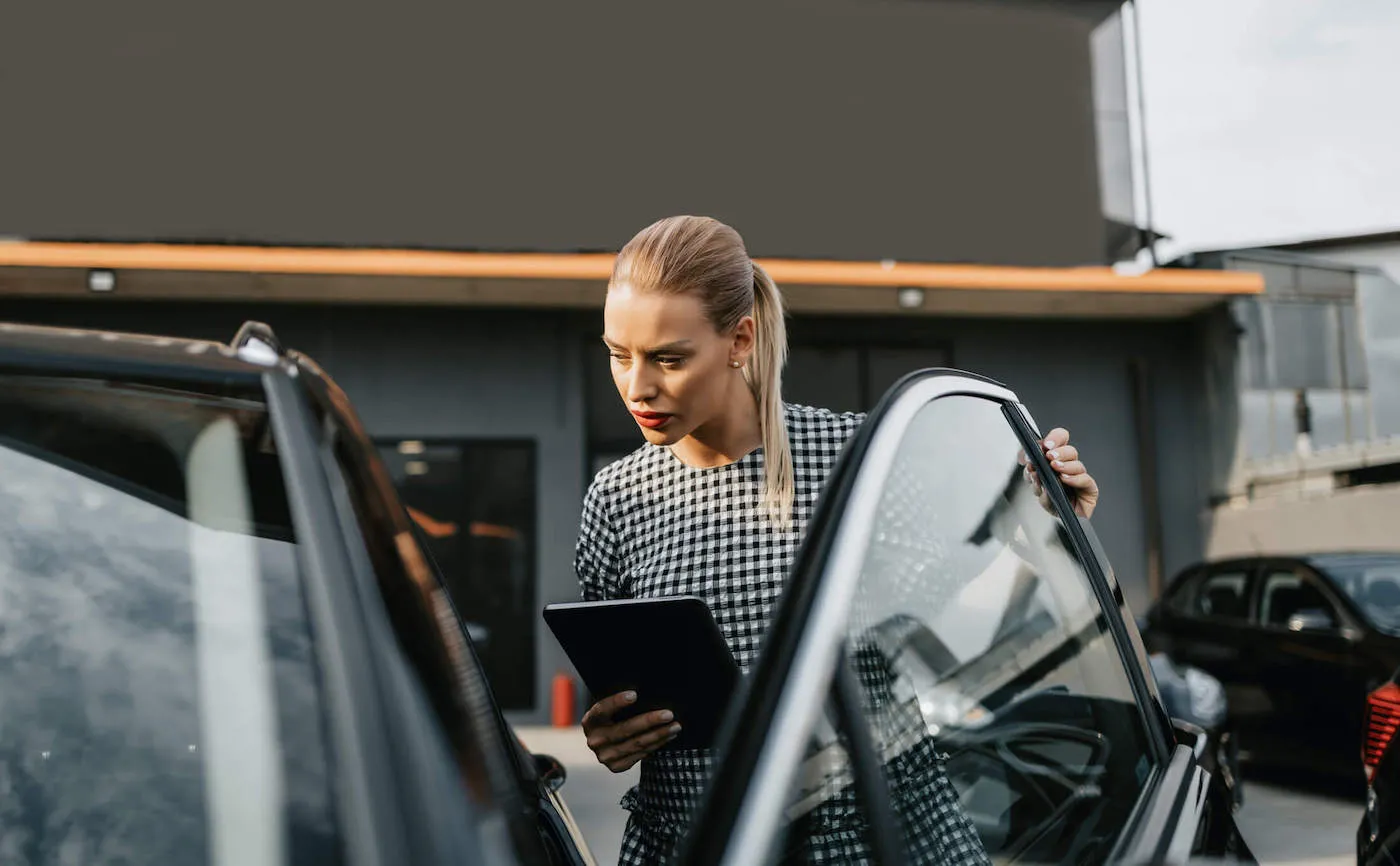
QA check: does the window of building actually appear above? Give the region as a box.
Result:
[377,439,538,711]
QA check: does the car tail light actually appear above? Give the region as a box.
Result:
[1364,683,1400,783]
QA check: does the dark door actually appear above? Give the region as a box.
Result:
[1248,562,1366,769]
[376,438,538,711]
[1159,562,1264,729]
[680,370,1213,865]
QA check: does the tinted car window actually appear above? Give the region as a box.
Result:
[1162,568,1204,616]
[1313,555,1400,635]
[780,395,1155,863]
[1193,570,1252,621]
[0,376,339,866]
[1259,569,1338,629]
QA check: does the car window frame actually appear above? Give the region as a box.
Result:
[1253,559,1357,635]
[278,363,527,866]
[1160,565,1207,619]
[679,369,1186,866]
[263,370,412,866]
[1190,561,1261,625]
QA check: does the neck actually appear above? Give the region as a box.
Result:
[671,383,763,468]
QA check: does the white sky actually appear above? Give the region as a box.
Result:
[1136,0,1400,254]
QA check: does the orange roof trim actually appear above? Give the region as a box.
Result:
[0,241,1263,295]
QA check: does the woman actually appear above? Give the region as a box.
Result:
[575,216,1099,863]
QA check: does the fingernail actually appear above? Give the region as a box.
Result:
[659,710,674,723]
[1052,460,1064,469]
[1048,450,1060,460]
[623,691,637,703]
[669,724,682,735]
[1045,438,1056,448]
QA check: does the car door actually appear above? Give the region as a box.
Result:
[1249,559,1367,765]
[679,370,1220,865]
[1155,561,1264,730]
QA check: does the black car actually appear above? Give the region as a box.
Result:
[1359,668,1400,864]
[0,320,595,866]
[676,369,1252,864]
[1142,553,1400,776]
[0,320,1248,864]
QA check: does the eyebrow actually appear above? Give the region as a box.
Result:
[601,337,695,354]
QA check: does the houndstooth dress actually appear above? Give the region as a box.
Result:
[575,404,991,865]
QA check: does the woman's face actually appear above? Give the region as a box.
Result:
[603,284,753,446]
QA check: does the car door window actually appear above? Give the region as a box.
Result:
[1259,568,1340,630]
[1162,568,1204,616]
[0,376,340,866]
[692,384,1165,865]
[1192,569,1253,622]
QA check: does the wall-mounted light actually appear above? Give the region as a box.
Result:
[398,440,426,455]
[87,269,116,293]
[897,286,925,309]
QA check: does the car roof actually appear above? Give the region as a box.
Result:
[1306,552,1400,570]
[0,320,277,395]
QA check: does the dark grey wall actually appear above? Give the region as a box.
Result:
[3,0,1111,266]
[0,298,1210,719]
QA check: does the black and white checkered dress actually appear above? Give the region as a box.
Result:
[576,404,989,865]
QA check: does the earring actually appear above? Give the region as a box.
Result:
[730,360,742,368]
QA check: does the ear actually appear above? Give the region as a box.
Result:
[730,315,756,366]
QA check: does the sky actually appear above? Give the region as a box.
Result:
[1136,0,1400,255]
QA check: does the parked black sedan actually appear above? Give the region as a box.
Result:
[1142,553,1400,777]
[0,320,1248,864]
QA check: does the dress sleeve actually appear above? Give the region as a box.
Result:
[575,476,626,601]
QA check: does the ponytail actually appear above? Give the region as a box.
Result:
[748,262,794,526]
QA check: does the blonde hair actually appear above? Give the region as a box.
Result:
[611,215,793,525]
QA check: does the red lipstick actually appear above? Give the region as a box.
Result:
[631,410,672,430]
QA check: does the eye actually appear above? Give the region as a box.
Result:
[656,356,686,369]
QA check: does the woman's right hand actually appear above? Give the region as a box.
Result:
[582,691,682,772]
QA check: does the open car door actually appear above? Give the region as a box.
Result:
[679,369,1249,865]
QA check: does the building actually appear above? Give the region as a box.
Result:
[1270,229,1400,285]
[0,0,1260,722]
[1171,235,1400,560]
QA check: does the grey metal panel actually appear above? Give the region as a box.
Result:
[866,347,955,404]
[786,346,863,414]
[2,0,1113,267]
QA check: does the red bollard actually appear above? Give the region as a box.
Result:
[551,672,576,727]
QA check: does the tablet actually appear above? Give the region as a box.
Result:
[543,595,740,750]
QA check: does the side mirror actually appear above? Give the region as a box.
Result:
[533,752,568,792]
[1287,608,1336,633]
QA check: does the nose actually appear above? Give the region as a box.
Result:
[623,362,659,405]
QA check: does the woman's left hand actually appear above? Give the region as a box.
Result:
[1020,427,1099,519]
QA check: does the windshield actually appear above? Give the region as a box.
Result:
[1313,555,1400,635]
[0,376,340,866]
